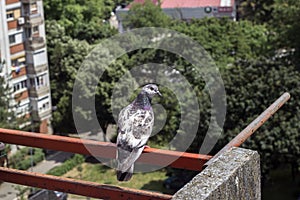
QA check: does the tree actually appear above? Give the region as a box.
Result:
[43,0,115,21]
[46,20,91,133]
[219,59,300,178]
[270,0,300,65]
[0,60,16,128]
[123,0,172,29]
[43,0,117,43]
[238,0,275,23]
[172,18,270,68]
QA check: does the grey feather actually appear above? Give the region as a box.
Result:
[116,84,161,181]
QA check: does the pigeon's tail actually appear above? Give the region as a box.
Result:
[117,170,132,181]
[117,165,133,181]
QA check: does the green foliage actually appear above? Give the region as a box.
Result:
[43,0,300,183]
[123,0,172,28]
[172,18,270,67]
[43,0,117,42]
[47,154,84,176]
[10,148,45,170]
[0,60,17,129]
[238,0,275,23]
[219,59,300,177]
[46,20,91,133]
[271,0,300,63]
[239,0,300,65]
[0,80,12,128]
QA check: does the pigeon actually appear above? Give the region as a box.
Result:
[116,84,162,181]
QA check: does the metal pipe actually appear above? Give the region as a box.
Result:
[0,167,172,200]
[204,92,291,168]
[0,128,212,171]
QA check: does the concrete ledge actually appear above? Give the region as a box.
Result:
[172,147,260,200]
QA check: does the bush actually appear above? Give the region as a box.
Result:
[9,148,45,170]
[47,154,84,176]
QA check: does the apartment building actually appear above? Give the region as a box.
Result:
[0,0,52,133]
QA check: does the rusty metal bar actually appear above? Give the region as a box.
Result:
[0,128,212,171]
[204,92,291,167]
[0,167,172,200]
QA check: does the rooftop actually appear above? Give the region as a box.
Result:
[126,0,235,9]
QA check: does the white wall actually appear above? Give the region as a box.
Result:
[37,95,50,112]
[33,50,47,66]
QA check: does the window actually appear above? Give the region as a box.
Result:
[39,101,50,112]
[30,75,48,88]
[33,26,39,33]
[9,35,16,44]
[30,3,38,13]
[16,103,29,116]
[37,96,50,112]
[13,80,27,92]
[11,59,19,67]
[11,57,25,67]
[6,11,14,20]
[18,57,26,66]
[25,28,32,38]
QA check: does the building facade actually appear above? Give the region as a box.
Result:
[116,0,237,32]
[0,0,52,133]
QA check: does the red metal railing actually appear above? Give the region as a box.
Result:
[0,167,172,200]
[0,128,211,200]
[0,92,291,199]
[0,129,212,171]
[204,92,291,167]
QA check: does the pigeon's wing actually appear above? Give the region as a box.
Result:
[116,105,154,173]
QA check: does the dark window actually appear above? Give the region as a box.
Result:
[6,12,14,19]
[9,35,16,44]
[33,26,39,33]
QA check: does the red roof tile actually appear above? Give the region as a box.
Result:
[161,0,221,8]
[126,0,235,9]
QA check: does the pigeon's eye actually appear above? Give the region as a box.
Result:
[150,87,154,91]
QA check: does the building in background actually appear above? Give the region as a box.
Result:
[0,0,52,133]
[116,0,237,32]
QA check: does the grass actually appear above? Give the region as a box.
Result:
[62,162,174,199]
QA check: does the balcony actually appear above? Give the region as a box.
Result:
[28,85,50,98]
[25,37,45,51]
[24,13,43,27]
[21,0,38,3]
[26,64,48,75]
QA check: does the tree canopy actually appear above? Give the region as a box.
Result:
[0,61,18,129]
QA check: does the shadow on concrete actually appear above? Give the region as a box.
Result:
[44,150,74,163]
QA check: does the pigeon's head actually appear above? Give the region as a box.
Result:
[142,84,162,99]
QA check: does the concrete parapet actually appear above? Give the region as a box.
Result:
[172,147,260,200]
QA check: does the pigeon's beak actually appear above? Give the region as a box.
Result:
[156,90,162,97]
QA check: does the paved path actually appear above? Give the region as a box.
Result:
[0,151,73,200]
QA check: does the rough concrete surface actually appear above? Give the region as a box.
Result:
[172,147,261,200]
